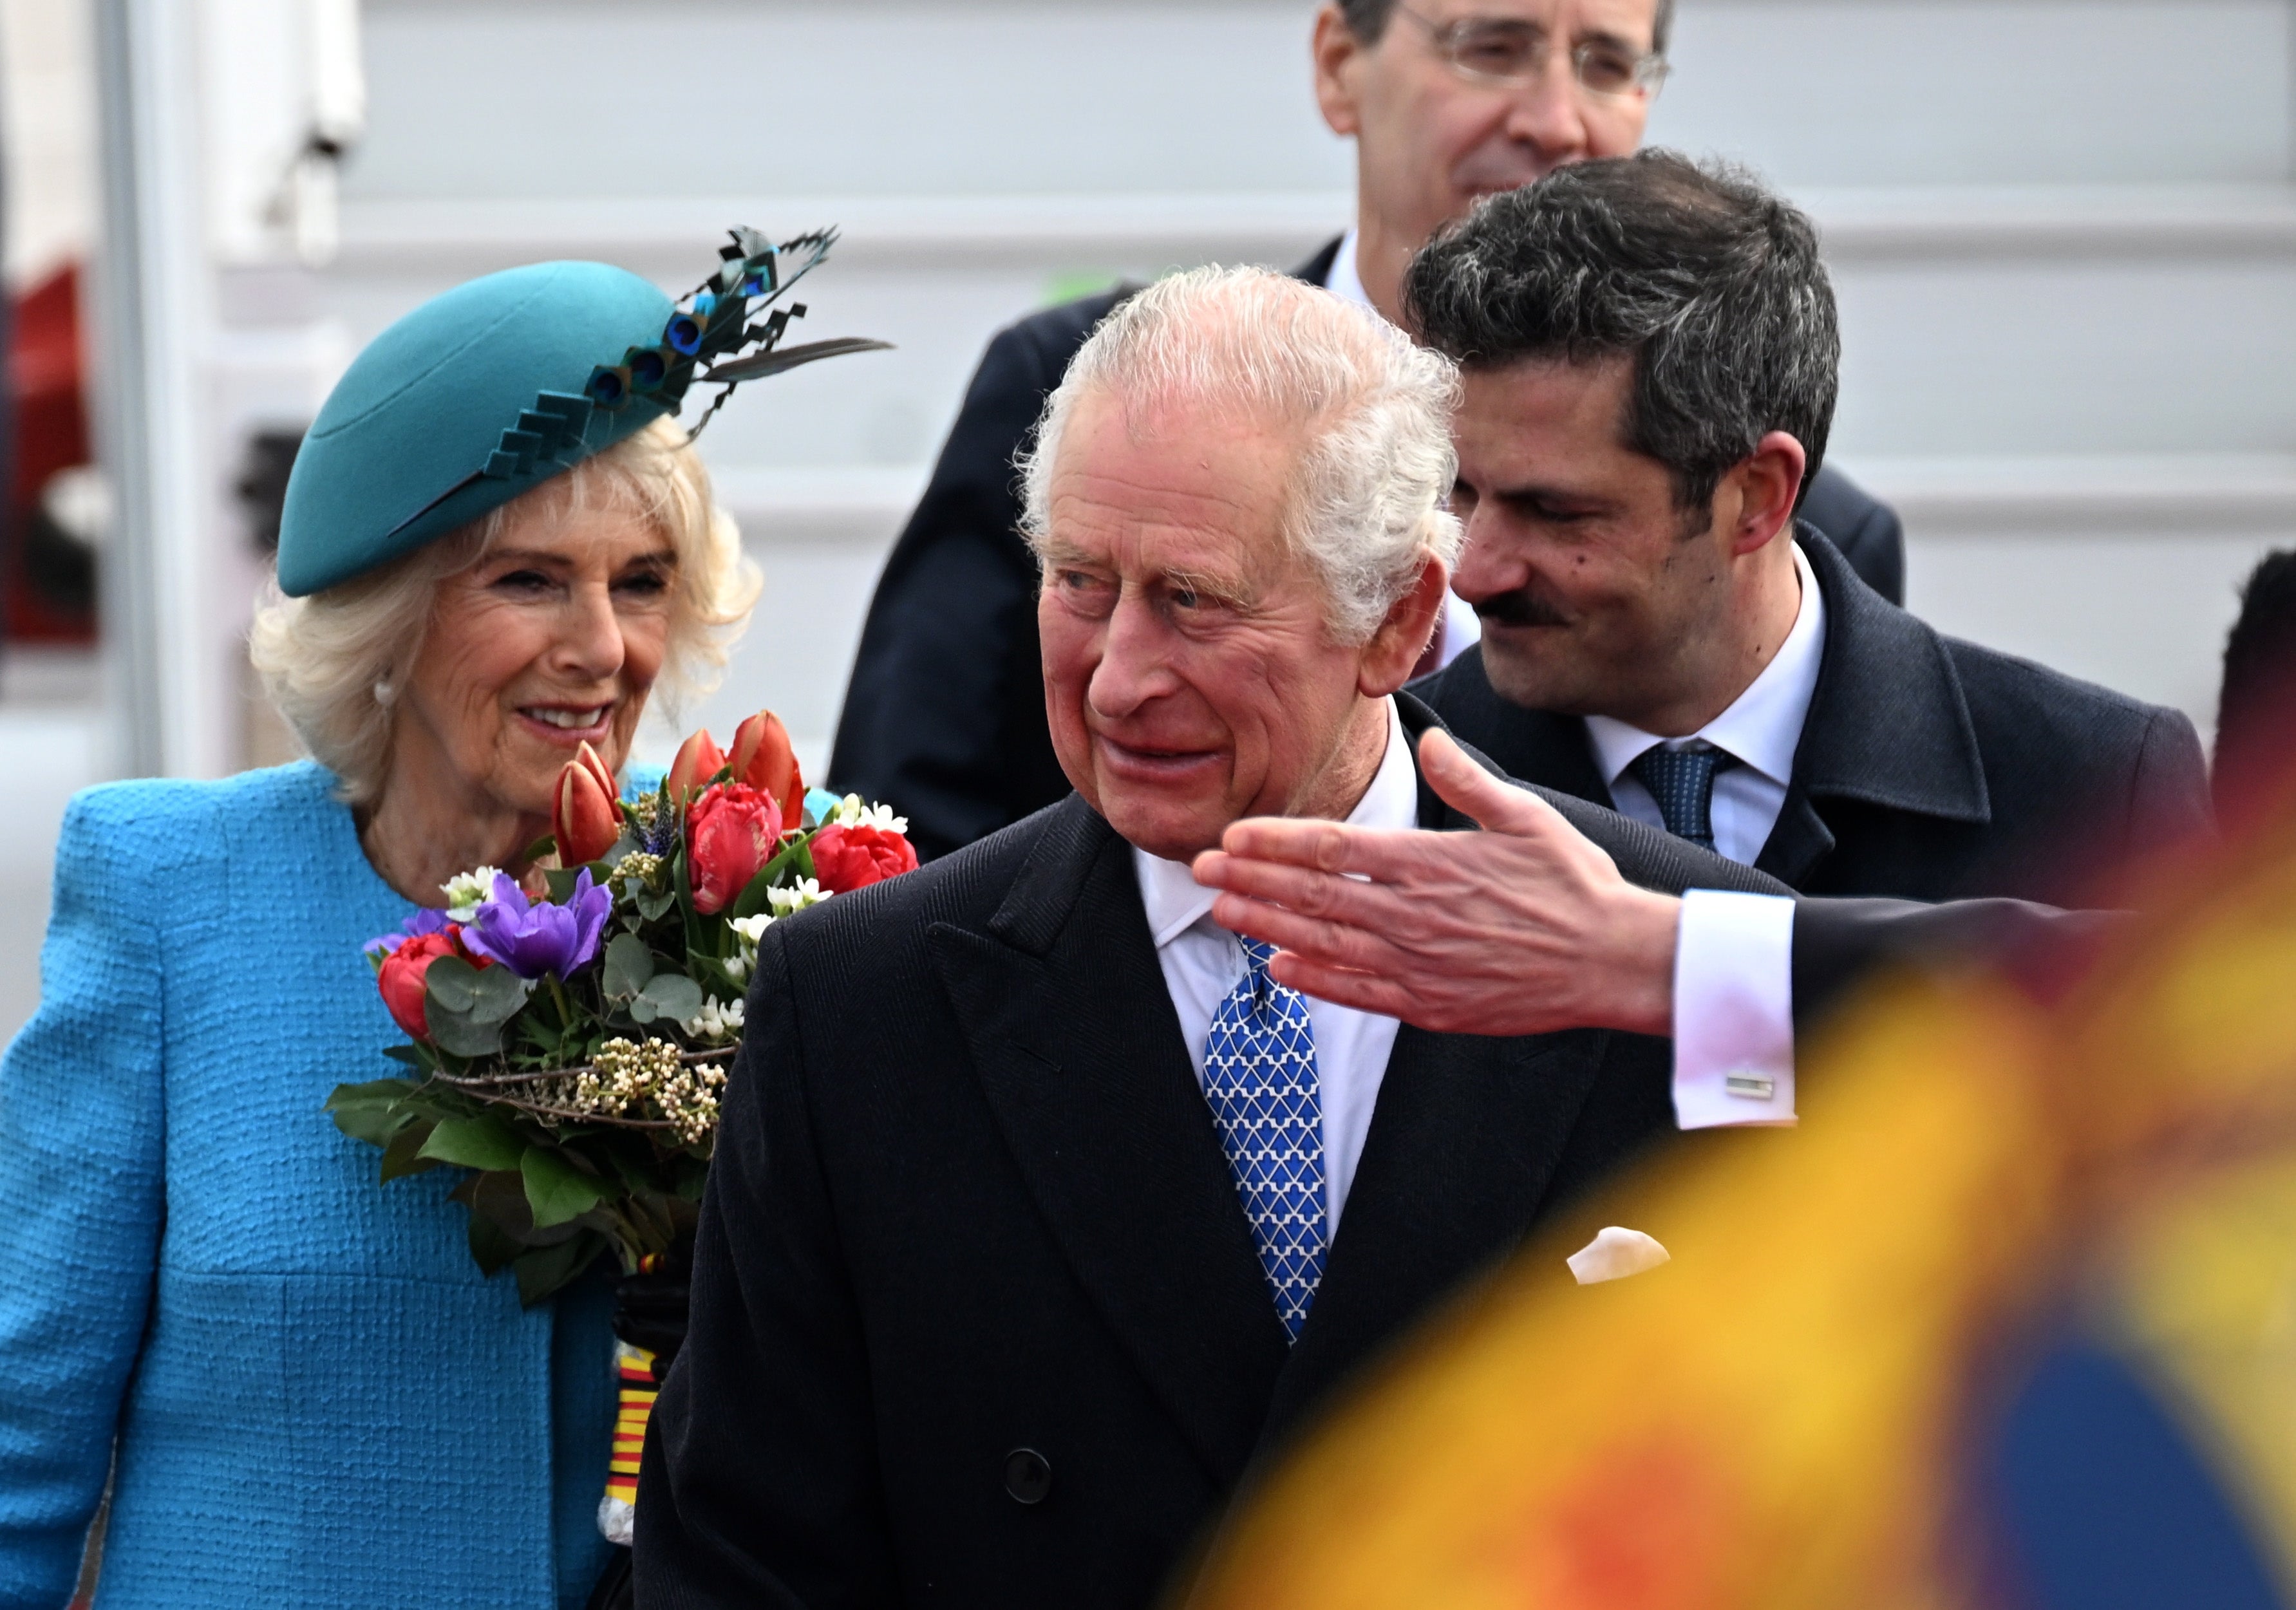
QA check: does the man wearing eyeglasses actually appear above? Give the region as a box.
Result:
[831,0,1907,863]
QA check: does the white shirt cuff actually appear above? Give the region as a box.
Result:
[1671,889,1797,1128]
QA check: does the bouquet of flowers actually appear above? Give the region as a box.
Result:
[326,709,917,1306]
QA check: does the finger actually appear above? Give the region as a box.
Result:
[1209,892,1404,977]
[1191,852,1409,927]
[1210,814,1366,874]
[1262,952,1420,1019]
[1417,728,1567,838]
[1212,817,1442,883]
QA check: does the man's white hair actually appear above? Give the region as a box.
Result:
[1018,264,1462,645]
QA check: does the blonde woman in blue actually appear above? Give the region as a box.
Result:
[0,254,818,1607]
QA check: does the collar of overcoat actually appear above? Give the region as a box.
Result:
[923,694,1615,1488]
[1754,527,1991,883]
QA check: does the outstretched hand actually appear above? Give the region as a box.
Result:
[1190,728,1680,1037]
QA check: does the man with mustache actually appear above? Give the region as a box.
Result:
[831,0,1906,862]
[1196,154,2212,1068]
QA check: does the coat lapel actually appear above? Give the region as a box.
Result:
[1763,531,1991,884]
[1754,786,1838,886]
[1261,697,1612,1439]
[927,798,1288,1483]
[1263,1021,1608,1440]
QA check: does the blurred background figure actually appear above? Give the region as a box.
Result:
[828,0,1912,862]
[2214,549,2296,825]
[0,3,2290,1054]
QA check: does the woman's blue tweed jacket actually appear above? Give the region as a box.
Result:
[0,763,619,1607]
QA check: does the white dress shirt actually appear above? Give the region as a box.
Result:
[1585,541,1827,865]
[1582,543,1826,1128]
[1133,688,1809,1248]
[1134,699,1418,1238]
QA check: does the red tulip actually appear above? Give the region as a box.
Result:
[729,709,804,823]
[575,739,617,807]
[554,746,623,866]
[686,782,784,915]
[377,928,485,1042]
[809,823,919,894]
[666,727,726,801]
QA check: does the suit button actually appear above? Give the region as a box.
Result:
[1003,1447,1052,1505]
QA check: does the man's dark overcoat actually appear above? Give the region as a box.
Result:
[639,697,1799,1609]
[1412,529,2213,903]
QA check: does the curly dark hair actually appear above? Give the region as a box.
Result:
[1401,149,1838,514]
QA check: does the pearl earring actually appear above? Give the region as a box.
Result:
[373,678,397,706]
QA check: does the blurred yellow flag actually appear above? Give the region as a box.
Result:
[1181,819,2296,1610]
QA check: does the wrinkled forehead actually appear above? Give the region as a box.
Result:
[1042,385,1309,569]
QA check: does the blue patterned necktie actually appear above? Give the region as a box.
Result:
[1201,938,1328,1342]
[1628,743,1739,851]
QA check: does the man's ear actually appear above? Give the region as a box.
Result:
[1721,430,1809,558]
[1359,555,1451,698]
[1313,5,1368,137]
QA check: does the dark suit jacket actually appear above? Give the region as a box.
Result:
[1411,528,2213,905]
[828,240,1908,861]
[638,695,1801,1610]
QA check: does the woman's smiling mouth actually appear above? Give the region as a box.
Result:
[517,704,614,742]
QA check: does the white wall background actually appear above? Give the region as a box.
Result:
[323,0,2296,759]
[3,0,2293,1041]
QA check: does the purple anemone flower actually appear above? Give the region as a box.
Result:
[461,870,611,980]
[364,906,451,960]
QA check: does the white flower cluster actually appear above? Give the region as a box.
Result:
[440,866,503,922]
[829,794,909,836]
[767,877,830,917]
[723,913,773,986]
[679,995,746,1044]
[561,1036,728,1147]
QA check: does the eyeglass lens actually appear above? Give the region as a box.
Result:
[1438,19,1655,96]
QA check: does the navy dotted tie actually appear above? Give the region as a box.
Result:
[1202,939,1327,1341]
[1628,744,1738,851]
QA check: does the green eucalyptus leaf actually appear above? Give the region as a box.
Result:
[636,972,704,1023]
[543,866,582,903]
[602,933,655,1002]
[419,1113,527,1172]
[635,887,677,922]
[379,1044,431,1069]
[522,1146,605,1229]
[426,1001,505,1059]
[425,955,484,1015]
[467,965,531,1025]
[379,1118,441,1182]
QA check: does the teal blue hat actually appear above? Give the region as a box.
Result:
[277,228,888,597]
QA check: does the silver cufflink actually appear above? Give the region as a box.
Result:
[1724,1072,1775,1100]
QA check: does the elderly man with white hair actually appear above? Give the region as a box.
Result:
[635,266,1796,1610]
